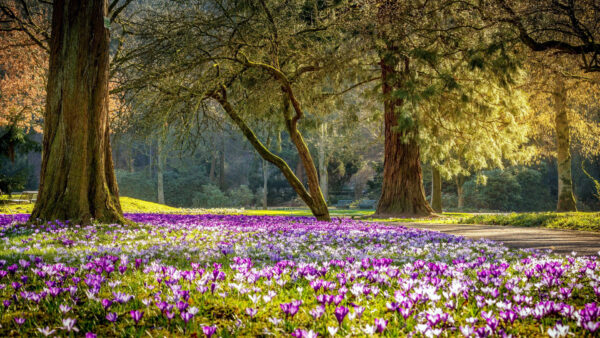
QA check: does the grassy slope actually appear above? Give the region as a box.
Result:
[0,196,180,214]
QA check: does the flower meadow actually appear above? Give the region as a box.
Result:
[0,214,598,337]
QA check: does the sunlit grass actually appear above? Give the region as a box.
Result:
[460,212,600,231]
[0,196,180,214]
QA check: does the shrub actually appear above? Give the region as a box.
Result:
[192,184,229,208]
[228,185,255,207]
[462,167,554,212]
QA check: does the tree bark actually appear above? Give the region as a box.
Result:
[30,0,125,225]
[318,123,328,202]
[157,137,165,205]
[374,53,433,217]
[431,167,442,213]
[456,176,465,209]
[554,76,577,212]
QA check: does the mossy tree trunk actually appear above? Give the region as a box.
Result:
[374,52,433,217]
[554,77,577,212]
[31,0,125,225]
[318,123,329,202]
[431,167,442,213]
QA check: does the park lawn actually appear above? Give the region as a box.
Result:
[238,208,467,224]
[3,196,600,232]
[0,196,180,214]
[460,212,600,232]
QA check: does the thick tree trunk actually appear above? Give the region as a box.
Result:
[157,138,165,205]
[31,0,125,225]
[262,159,268,209]
[554,77,577,212]
[375,54,433,217]
[431,167,442,213]
[456,176,465,209]
[318,124,328,202]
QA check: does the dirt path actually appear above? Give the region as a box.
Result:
[400,223,600,256]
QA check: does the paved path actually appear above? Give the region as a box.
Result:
[400,223,600,256]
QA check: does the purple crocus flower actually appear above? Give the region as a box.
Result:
[176,300,189,312]
[375,318,388,333]
[130,310,144,324]
[310,305,325,320]
[59,304,72,313]
[61,318,79,332]
[106,312,118,322]
[181,311,194,323]
[14,317,25,325]
[584,321,600,333]
[85,333,97,338]
[334,306,349,325]
[101,298,113,310]
[354,306,365,319]
[37,327,55,336]
[202,325,217,338]
[246,307,258,318]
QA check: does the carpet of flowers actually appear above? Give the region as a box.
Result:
[0,213,598,337]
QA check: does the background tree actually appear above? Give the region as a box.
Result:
[116,0,366,221]
[525,56,600,211]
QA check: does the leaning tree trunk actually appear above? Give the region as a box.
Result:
[31,0,125,225]
[375,54,433,217]
[212,88,330,221]
[431,167,442,213]
[283,99,330,221]
[554,77,577,212]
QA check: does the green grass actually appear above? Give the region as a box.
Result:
[460,212,600,232]
[2,196,599,232]
[0,196,180,214]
